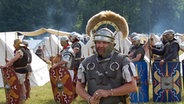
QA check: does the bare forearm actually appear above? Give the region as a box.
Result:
[5,61,13,67]
[5,55,20,67]
[58,60,67,66]
[54,60,66,67]
[131,58,138,62]
[76,81,91,101]
[133,54,142,62]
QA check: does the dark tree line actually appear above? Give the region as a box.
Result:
[0,0,184,34]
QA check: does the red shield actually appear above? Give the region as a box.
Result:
[49,66,75,104]
[1,66,20,104]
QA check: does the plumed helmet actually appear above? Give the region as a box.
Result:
[86,10,129,39]
[85,10,129,54]
[60,36,69,42]
[94,28,114,43]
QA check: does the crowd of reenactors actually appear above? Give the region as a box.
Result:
[0,10,182,104]
[127,29,181,103]
[128,29,180,64]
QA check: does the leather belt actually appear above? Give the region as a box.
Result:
[15,66,28,69]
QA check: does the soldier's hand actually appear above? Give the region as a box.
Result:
[95,89,111,98]
[93,91,102,100]
[5,58,9,62]
[51,64,57,69]
[89,96,100,104]
[159,60,164,67]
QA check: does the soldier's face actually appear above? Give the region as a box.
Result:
[60,41,67,46]
[166,34,174,41]
[131,40,136,45]
[95,41,110,56]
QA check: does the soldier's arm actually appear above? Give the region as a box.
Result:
[76,81,100,104]
[76,81,90,101]
[152,46,164,55]
[76,63,93,103]
[164,43,179,61]
[131,47,145,62]
[128,52,134,58]
[51,51,72,69]
[131,53,142,62]
[50,60,67,69]
[1,50,22,68]
[111,62,137,96]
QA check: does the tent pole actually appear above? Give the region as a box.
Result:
[5,32,7,63]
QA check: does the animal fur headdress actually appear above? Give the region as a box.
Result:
[86,10,129,39]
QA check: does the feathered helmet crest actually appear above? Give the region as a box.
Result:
[86,10,129,39]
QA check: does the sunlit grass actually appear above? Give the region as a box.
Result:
[0,82,88,104]
[0,81,184,104]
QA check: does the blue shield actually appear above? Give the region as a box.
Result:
[130,61,149,103]
[152,61,181,102]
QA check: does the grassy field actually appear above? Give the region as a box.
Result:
[0,82,184,104]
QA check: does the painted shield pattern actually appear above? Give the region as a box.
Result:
[1,66,21,104]
[130,61,149,103]
[152,61,181,102]
[50,66,75,104]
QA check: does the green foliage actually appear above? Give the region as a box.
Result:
[0,0,184,34]
[74,13,83,32]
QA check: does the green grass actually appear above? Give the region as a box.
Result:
[0,82,87,104]
[0,82,184,104]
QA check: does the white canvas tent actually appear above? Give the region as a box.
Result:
[35,35,62,59]
[19,28,71,60]
[18,28,71,37]
[24,35,63,61]
[81,37,94,58]
[0,32,50,87]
